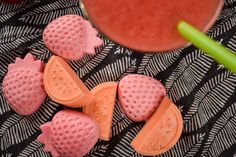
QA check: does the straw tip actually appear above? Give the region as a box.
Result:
[177,21,188,31]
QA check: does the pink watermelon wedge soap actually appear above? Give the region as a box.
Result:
[84,82,118,141]
[37,110,100,157]
[43,14,103,61]
[43,56,95,108]
[118,74,166,122]
[131,97,183,156]
[2,53,46,115]
[82,0,223,52]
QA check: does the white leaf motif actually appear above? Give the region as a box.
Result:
[111,125,143,157]
[166,50,213,102]
[138,49,181,76]
[18,141,50,157]
[159,133,205,157]
[184,71,236,133]
[19,0,84,25]
[85,56,137,89]
[0,101,58,151]
[202,103,236,157]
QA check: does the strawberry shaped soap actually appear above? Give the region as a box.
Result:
[37,110,100,157]
[43,14,103,61]
[2,53,46,115]
[118,74,166,122]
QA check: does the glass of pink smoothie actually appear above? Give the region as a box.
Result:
[82,0,223,52]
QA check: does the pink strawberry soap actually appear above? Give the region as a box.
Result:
[118,74,166,122]
[2,53,46,115]
[37,110,100,157]
[43,14,103,61]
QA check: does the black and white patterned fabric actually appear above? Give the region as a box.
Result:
[0,0,236,156]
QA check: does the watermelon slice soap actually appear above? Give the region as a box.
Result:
[43,56,94,108]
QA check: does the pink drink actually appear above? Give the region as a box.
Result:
[82,0,223,52]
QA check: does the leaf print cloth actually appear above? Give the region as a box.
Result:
[0,0,236,157]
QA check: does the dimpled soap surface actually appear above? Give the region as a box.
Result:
[2,53,46,115]
[43,14,103,61]
[37,110,100,157]
[131,97,183,156]
[84,82,117,141]
[118,74,166,122]
[82,0,223,51]
[43,55,94,108]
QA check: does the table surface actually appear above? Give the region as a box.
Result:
[0,0,236,157]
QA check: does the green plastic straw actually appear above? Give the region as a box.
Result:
[177,21,236,74]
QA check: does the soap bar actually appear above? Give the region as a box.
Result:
[82,0,223,52]
[37,110,100,157]
[2,53,46,115]
[131,97,183,156]
[84,82,117,141]
[118,74,166,122]
[43,14,103,61]
[43,55,94,107]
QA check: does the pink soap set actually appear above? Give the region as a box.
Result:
[2,53,46,115]
[2,14,183,157]
[37,110,100,157]
[43,15,103,61]
[118,74,166,122]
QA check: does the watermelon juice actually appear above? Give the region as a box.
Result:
[82,0,223,52]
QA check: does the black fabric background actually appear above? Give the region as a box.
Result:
[0,0,236,157]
